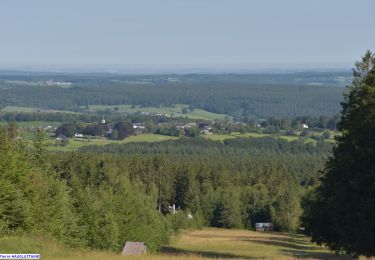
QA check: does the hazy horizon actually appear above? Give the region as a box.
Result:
[0,62,353,74]
[1,0,374,70]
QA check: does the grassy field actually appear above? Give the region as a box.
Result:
[1,104,228,120]
[1,106,78,114]
[87,104,229,121]
[0,228,359,260]
[162,228,350,260]
[1,106,43,113]
[48,134,179,151]
[203,132,269,142]
[183,109,228,120]
[203,132,329,144]
[0,121,60,128]
[88,104,183,115]
[47,130,334,151]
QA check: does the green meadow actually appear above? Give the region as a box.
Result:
[47,131,335,151]
[203,131,335,144]
[48,134,179,151]
[1,106,78,114]
[87,104,229,120]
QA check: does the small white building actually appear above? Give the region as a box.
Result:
[201,126,213,135]
[255,223,273,232]
[133,123,146,129]
[74,133,83,138]
[133,123,146,134]
[302,123,309,129]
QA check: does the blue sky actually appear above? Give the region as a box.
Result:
[0,0,374,69]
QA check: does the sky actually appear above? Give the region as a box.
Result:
[0,0,374,71]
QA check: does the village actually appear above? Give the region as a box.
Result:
[52,117,215,143]
[15,113,335,149]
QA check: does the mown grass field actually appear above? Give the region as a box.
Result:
[0,228,360,260]
[162,228,348,259]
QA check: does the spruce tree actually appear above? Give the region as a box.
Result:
[301,51,375,256]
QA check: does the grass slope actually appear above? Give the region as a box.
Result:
[164,228,351,259]
[0,228,359,260]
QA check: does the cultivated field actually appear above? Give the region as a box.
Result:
[0,228,359,260]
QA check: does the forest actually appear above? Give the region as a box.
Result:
[0,56,374,257]
[0,124,328,252]
[0,72,346,119]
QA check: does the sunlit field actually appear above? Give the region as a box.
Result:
[0,228,364,260]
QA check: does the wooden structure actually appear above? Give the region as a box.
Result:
[121,241,147,256]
